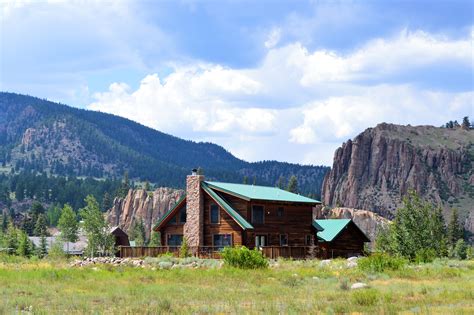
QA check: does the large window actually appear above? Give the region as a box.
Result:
[179,206,187,224]
[213,234,232,250]
[167,234,183,246]
[251,205,264,224]
[279,234,288,246]
[210,204,219,224]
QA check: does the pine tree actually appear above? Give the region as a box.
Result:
[447,208,464,246]
[277,176,286,189]
[130,219,146,246]
[243,176,248,184]
[461,116,470,130]
[5,223,18,254]
[37,235,48,258]
[286,175,298,193]
[34,214,48,237]
[149,230,161,246]
[102,192,112,212]
[16,231,33,257]
[58,204,79,255]
[144,181,151,192]
[1,213,8,233]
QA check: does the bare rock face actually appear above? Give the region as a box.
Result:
[106,187,184,239]
[315,207,390,243]
[322,123,474,237]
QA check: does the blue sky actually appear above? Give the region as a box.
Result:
[1,0,473,165]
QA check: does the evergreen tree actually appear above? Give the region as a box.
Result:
[16,231,33,257]
[117,171,130,198]
[143,181,151,192]
[1,213,8,233]
[80,195,114,257]
[461,116,470,130]
[102,192,112,212]
[33,214,48,237]
[243,176,248,184]
[253,176,257,185]
[130,219,146,246]
[447,208,464,246]
[149,230,161,246]
[36,235,48,258]
[58,204,79,255]
[46,205,62,227]
[286,175,298,193]
[5,223,18,254]
[277,176,286,189]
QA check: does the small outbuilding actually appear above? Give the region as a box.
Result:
[110,226,130,247]
[314,219,370,258]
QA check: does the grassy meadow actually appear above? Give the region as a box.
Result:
[0,256,473,314]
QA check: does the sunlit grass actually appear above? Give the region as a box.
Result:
[0,256,473,314]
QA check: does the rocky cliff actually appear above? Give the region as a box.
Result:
[315,207,390,243]
[106,187,184,239]
[322,123,474,236]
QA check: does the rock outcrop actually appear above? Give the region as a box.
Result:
[106,187,184,239]
[322,123,474,236]
[315,207,390,243]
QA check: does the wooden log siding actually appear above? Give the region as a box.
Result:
[160,224,184,246]
[203,192,243,246]
[324,224,367,258]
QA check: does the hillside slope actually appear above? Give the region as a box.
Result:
[322,123,474,236]
[0,92,328,196]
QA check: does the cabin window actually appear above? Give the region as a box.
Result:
[210,204,219,224]
[277,207,284,217]
[306,235,313,246]
[179,206,187,224]
[213,234,232,250]
[167,234,183,246]
[251,205,264,224]
[169,215,177,225]
[279,234,288,246]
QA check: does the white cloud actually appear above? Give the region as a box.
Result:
[264,27,281,49]
[88,28,473,165]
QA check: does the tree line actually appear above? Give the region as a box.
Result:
[375,191,471,261]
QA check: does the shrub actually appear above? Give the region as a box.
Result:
[454,239,467,260]
[358,253,407,273]
[221,246,268,269]
[351,288,379,306]
[179,238,190,258]
[415,248,437,263]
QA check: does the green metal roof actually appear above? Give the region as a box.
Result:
[314,219,351,242]
[204,181,321,204]
[201,182,254,230]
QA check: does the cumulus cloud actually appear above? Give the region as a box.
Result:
[88,28,473,164]
[264,27,281,49]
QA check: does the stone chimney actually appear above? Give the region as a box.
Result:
[184,169,205,247]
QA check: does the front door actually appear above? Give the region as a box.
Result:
[255,235,266,248]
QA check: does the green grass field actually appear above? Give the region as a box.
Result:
[1,256,473,314]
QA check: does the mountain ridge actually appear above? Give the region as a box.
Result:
[0,92,329,196]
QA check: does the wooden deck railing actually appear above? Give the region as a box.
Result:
[118,246,324,259]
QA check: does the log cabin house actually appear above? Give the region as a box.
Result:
[152,171,369,258]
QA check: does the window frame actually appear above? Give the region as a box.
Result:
[279,234,288,246]
[167,234,183,247]
[251,204,265,224]
[210,203,220,224]
[277,206,284,218]
[212,233,233,250]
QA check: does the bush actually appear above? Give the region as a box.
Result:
[352,288,379,306]
[358,253,407,273]
[454,239,467,260]
[415,248,437,263]
[221,246,268,269]
[179,238,190,258]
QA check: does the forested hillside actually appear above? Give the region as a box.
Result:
[0,92,329,197]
